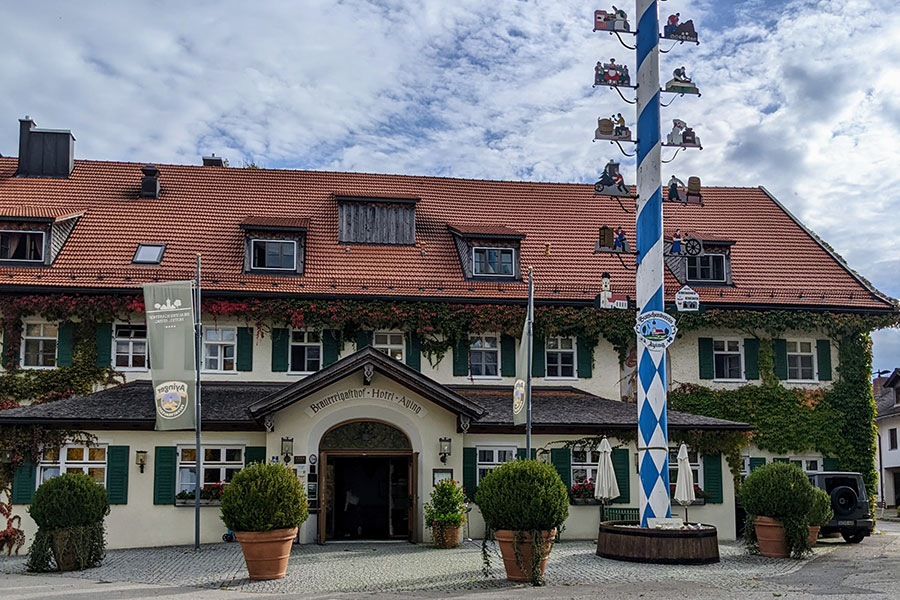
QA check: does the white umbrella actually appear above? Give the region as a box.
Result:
[594,437,619,522]
[674,443,696,523]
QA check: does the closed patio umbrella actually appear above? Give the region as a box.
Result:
[674,443,696,523]
[594,437,619,522]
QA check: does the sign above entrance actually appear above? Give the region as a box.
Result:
[305,387,429,419]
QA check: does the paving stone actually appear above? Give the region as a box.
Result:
[0,540,831,594]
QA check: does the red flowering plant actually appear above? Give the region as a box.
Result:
[669,483,710,500]
[175,482,226,501]
[569,478,595,500]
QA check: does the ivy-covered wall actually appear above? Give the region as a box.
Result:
[0,294,896,504]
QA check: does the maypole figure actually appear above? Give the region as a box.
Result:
[633,0,672,527]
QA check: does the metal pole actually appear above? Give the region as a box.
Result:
[634,0,671,526]
[194,254,203,550]
[525,267,534,456]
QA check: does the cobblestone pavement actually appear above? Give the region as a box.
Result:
[0,538,831,596]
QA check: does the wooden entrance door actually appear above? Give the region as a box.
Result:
[409,451,419,543]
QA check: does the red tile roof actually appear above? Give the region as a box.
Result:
[240,216,309,230]
[0,157,892,311]
[448,224,525,238]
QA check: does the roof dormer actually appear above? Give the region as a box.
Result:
[335,195,418,245]
[448,224,525,281]
[240,216,308,275]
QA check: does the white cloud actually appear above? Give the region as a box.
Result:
[0,0,897,366]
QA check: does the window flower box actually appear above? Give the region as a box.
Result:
[175,482,225,506]
[175,498,220,507]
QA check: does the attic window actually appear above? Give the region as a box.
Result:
[133,244,165,264]
[686,255,725,283]
[252,239,296,270]
[0,230,44,261]
[473,247,515,277]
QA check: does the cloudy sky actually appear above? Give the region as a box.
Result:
[1,0,898,373]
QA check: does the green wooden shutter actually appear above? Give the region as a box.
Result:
[153,447,177,505]
[322,330,340,366]
[749,457,766,472]
[817,339,832,381]
[453,338,469,376]
[236,327,253,372]
[405,333,421,372]
[698,337,714,379]
[462,447,477,502]
[823,457,839,471]
[744,338,759,380]
[106,445,129,505]
[95,322,112,367]
[703,453,723,504]
[576,337,593,378]
[57,321,74,367]
[532,333,545,377]
[11,458,36,504]
[550,448,572,491]
[271,328,289,372]
[516,448,537,460]
[773,339,788,380]
[611,449,630,504]
[773,457,789,463]
[245,446,266,466]
[356,330,373,350]
[500,334,515,377]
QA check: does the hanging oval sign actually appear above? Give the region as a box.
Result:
[634,311,678,350]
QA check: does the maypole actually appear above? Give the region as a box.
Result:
[633,0,670,526]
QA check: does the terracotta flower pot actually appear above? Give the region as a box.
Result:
[494,528,556,582]
[432,523,462,548]
[808,525,820,547]
[754,516,790,558]
[235,528,298,580]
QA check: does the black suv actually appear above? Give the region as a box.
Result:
[808,472,874,543]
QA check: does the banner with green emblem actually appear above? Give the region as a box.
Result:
[512,270,534,427]
[143,281,197,431]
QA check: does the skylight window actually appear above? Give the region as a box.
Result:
[133,244,165,264]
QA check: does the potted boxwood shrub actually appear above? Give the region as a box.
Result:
[739,462,815,558]
[424,479,466,548]
[475,459,568,586]
[220,462,308,580]
[808,487,833,547]
[26,472,109,572]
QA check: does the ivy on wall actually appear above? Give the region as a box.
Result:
[0,294,895,505]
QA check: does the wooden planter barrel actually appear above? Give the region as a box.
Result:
[596,521,719,565]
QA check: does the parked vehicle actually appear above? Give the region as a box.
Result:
[808,472,874,543]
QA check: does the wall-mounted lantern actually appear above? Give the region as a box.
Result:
[0,449,14,464]
[439,438,452,464]
[135,450,148,473]
[281,437,294,464]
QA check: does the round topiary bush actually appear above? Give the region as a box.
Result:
[27,472,110,572]
[220,462,308,533]
[739,462,816,557]
[475,459,569,532]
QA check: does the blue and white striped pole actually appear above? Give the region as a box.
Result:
[634,0,671,526]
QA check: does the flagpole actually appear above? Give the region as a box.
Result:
[194,254,202,551]
[525,267,534,456]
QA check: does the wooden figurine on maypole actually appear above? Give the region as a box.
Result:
[662,13,698,42]
[594,160,631,196]
[665,119,702,148]
[595,113,633,142]
[664,66,700,95]
[594,7,631,31]
[594,59,631,87]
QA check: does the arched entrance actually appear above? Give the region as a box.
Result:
[317,420,418,544]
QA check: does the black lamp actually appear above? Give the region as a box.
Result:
[439,437,451,463]
[281,437,294,464]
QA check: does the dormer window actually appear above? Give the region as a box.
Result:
[0,230,44,262]
[473,247,515,277]
[686,254,725,283]
[252,240,296,270]
[336,195,418,245]
[240,217,307,275]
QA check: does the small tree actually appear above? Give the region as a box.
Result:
[220,462,308,532]
[739,462,816,558]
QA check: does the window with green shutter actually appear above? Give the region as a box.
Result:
[816,339,832,381]
[236,327,254,371]
[611,448,630,504]
[744,338,759,380]
[322,330,340,366]
[516,448,537,460]
[703,454,723,503]
[550,448,572,491]
[452,339,469,376]
[823,457,839,471]
[500,334,515,377]
[576,337,593,378]
[462,447,477,502]
[405,333,421,371]
[244,446,267,466]
[356,330,373,350]
[153,447,177,505]
[95,322,113,367]
[749,457,766,472]
[698,337,714,379]
[11,458,36,504]
[107,445,129,504]
[531,333,546,377]
[271,328,289,372]
[773,339,788,380]
[57,321,74,367]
